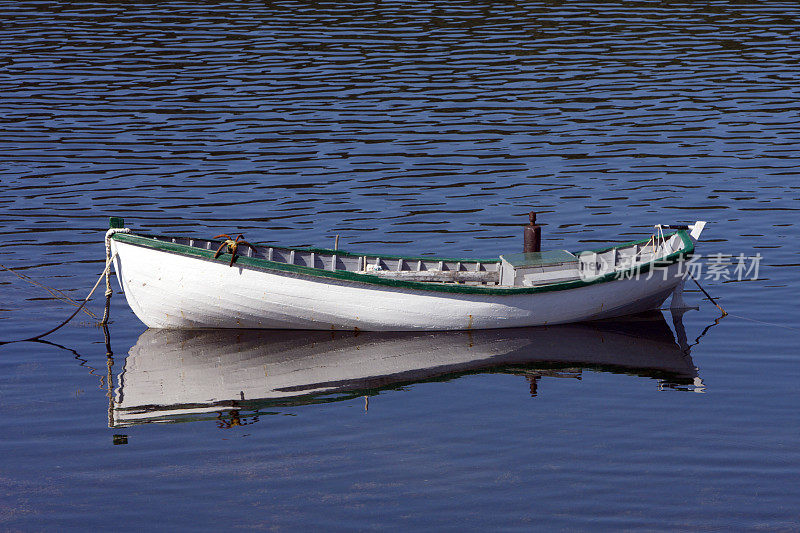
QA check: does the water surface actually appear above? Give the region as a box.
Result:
[1,1,799,530]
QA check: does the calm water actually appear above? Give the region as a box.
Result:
[1,0,800,529]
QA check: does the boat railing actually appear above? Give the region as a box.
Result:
[154,235,502,285]
[154,232,682,288]
[578,233,682,278]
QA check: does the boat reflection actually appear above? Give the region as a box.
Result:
[111,311,701,428]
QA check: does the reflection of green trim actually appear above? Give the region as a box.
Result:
[111,230,693,296]
[112,359,695,428]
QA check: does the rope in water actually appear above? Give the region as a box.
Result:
[687,272,727,316]
[0,228,129,345]
[682,273,799,332]
[724,312,800,332]
[0,263,99,320]
[0,252,117,344]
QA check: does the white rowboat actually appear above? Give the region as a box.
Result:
[107,218,706,331]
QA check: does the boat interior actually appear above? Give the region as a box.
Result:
[148,231,684,288]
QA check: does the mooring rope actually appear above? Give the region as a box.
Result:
[676,274,799,332]
[101,228,130,325]
[0,228,130,345]
[687,271,727,316]
[723,312,800,332]
[0,252,118,344]
[0,263,99,320]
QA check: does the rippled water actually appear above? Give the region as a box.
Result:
[1,1,800,529]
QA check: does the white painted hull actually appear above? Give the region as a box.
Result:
[111,239,686,331]
[112,315,697,426]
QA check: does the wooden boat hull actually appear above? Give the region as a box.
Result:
[110,237,685,331]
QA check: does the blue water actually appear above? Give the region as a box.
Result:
[1,1,800,529]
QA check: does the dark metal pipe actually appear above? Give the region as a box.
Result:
[523,211,541,253]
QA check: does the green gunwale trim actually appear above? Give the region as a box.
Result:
[110,230,694,296]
